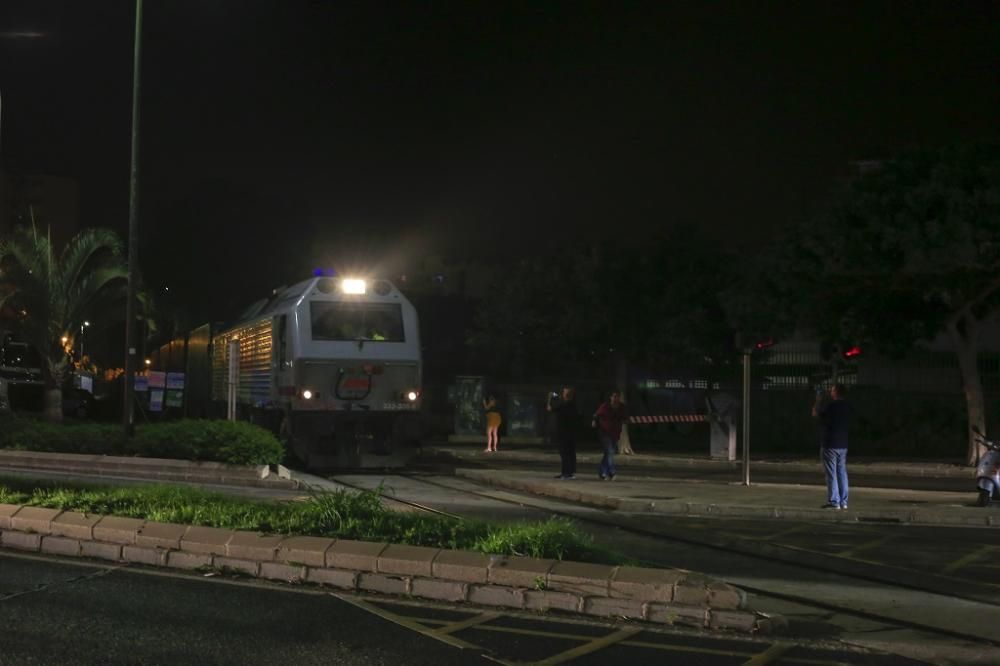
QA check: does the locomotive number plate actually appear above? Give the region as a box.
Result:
[382,402,418,411]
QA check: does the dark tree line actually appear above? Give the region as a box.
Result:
[468,142,1000,464]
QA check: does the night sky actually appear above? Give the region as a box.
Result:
[1,1,998,320]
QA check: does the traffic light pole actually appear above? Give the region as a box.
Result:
[742,349,751,486]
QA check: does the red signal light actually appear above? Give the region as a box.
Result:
[843,346,862,358]
[754,338,775,350]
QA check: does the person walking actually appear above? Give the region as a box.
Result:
[812,383,851,509]
[593,390,628,480]
[483,394,502,452]
[547,387,578,479]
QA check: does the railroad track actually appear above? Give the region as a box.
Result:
[327,474,464,521]
[336,471,1000,653]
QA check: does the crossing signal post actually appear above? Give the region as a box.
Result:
[738,334,775,487]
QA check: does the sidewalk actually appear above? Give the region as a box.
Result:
[424,444,997,527]
[423,442,972,479]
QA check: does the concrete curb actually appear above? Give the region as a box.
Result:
[454,468,1000,528]
[0,450,298,490]
[423,446,973,479]
[0,502,769,634]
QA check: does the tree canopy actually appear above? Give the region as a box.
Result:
[468,231,741,380]
[733,142,1000,462]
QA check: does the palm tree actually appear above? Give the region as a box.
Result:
[0,227,128,421]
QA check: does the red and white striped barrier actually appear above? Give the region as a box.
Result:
[628,414,708,424]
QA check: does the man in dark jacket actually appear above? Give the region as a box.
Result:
[547,387,578,479]
[812,383,851,509]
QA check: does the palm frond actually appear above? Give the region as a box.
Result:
[55,228,124,301]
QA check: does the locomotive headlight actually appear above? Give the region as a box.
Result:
[341,278,366,295]
[301,389,314,400]
[406,390,419,402]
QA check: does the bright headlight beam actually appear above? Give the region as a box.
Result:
[406,391,419,402]
[302,389,313,400]
[341,279,366,294]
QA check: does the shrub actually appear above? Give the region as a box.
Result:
[0,415,283,466]
[130,420,284,465]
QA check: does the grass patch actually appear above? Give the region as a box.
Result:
[0,477,625,565]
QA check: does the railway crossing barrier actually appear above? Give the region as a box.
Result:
[627,400,737,462]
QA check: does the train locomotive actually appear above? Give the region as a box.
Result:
[204,275,422,468]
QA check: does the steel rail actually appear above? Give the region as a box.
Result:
[391,472,1000,650]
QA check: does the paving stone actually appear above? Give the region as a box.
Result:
[431,549,490,583]
[180,526,234,556]
[214,557,260,577]
[40,536,81,557]
[610,566,683,603]
[93,516,145,544]
[547,561,616,597]
[10,506,61,535]
[51,512,102,540]
[305,567,358,589]
[411,578,467,602]
[707,582,746,610]
[0,504,21,529]
[259,561,304,583]
[584,596,646,620]
[136,522,188,550]
[1,531,41,551]
[672,580,709,606]
[326,539,388,572]
[488,555,555,588]
[358,573,409,596]
[709,609,759,632]
[276,536,335,567]
[524,590,583,613]
[646,602,709,628]
[81,541,123,562]
[227,532,284,561]
[167,551,213,570]
[377,544,439,577]
[468,584,525,609]
[122,545,168,567]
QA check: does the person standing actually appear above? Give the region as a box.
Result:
[547,387,578,479]
[812,383,851,509]
[483,394,502,452]
[593,390,628,480]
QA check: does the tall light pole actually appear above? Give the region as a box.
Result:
[122,0,144,436]
[79,320,90,360]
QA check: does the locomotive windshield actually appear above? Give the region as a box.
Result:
[310,302,405,342]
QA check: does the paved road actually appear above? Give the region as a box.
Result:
[0,552,491,666]
[333,472,1000,665]
[0,552,926,666]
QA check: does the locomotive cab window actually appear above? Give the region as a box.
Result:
[310,302,405,342]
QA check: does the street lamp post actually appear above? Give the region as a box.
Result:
[122,0,144,436]
[79,320,90,360]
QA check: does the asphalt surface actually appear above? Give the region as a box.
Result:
[0,552,930,666]
[0,552,492,666]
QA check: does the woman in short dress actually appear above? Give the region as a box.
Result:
[483,394,502,452]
